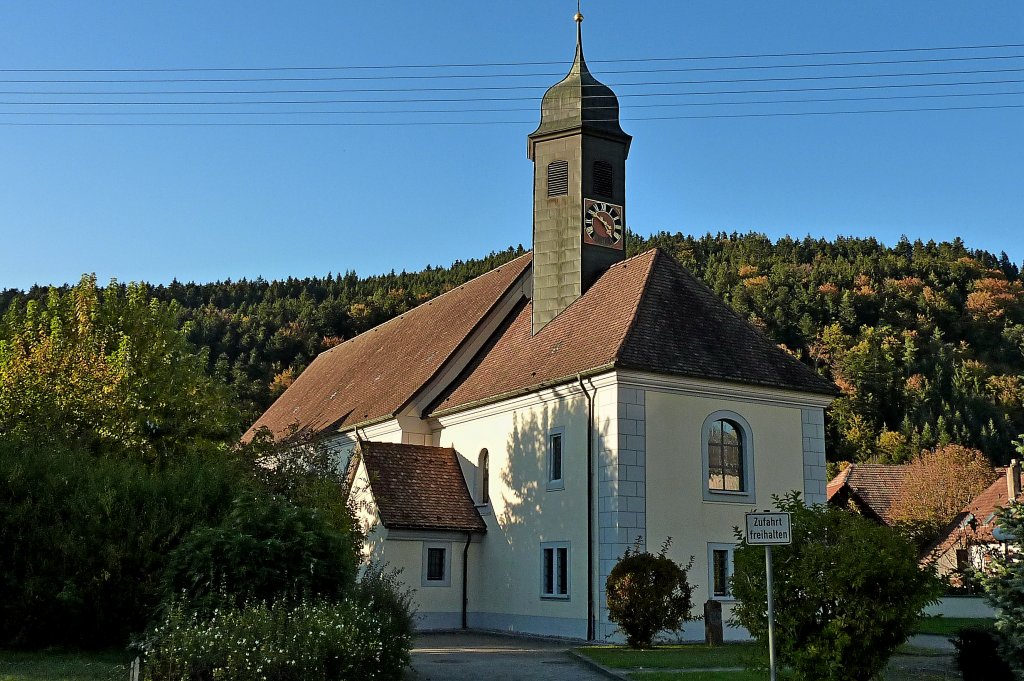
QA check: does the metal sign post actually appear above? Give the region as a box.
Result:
[745,512,792,681]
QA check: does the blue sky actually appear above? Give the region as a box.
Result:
[1,1,1022,290]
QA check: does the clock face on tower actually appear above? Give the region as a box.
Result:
[583,198,624,250]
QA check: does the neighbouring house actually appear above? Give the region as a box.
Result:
[826,463,911,525]
[245,15,837,642]
[921,459,1023,578]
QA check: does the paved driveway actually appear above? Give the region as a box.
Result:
[406,631,610,681]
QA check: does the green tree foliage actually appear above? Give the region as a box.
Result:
[606,538,695,648]
[3,235,1022,463]
[161,493,360,616]
[985,470,1024,678]
[730,493,942,681]
[0,435,240,648]
[0,275,240,463]
[629,232,1024,464]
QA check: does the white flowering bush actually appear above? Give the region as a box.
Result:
[141,586,412,681]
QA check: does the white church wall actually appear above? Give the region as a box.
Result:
[435,383,594,639]
[642,382,811,641]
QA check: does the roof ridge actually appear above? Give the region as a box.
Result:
[319,251,533,359]
[612,248,660,362]
[393,258,532,418]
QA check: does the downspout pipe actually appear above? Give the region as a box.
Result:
[462,531,472,629]
[577,374,595,641]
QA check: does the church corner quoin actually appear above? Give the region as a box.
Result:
[247,13,837,643]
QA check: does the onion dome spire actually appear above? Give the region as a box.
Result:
[528,7,630,147]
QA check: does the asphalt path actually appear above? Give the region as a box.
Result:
[406,631,611,681]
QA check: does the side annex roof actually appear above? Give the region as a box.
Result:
[347,441,486,533]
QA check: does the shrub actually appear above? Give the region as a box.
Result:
[141,594,412,681]
[606,538,695,648]
[730,492,942,681]
[161,492,359,615]
[0,435,239,648]
[953,624,1014,681]
[985,499,1024,679]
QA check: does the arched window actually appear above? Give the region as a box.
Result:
[593,160,613,198]
[708,419,743,491]
[478,448,490,505]
[701,411,755,502]
[547,160,568,197]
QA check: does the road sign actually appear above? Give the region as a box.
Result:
[745,512,792,545]
[745,511,793,681]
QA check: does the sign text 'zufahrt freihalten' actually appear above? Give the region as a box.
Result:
[745,512,792,545]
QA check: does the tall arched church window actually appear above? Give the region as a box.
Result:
[547,160,568,197]
[478,448,490,505]
[593,160,613,198]
[701,411,755,503]
[708,419,744,491]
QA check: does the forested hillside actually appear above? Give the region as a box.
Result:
[3,233,1022,465]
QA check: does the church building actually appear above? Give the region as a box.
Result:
[246,13,837,641]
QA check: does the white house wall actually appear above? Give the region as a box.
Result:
[642,382,820,641]
[435,383,593,638]
[356,372,828,640]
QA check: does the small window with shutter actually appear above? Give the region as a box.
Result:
[593,160,613,198]
[547,160,568,197]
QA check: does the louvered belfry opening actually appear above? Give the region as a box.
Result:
[593,160,613,198]
[547,160,569,197]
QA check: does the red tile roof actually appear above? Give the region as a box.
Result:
[430,249,836,415]
[922,467,1023,562]
[246,248,836,440]
[352,441,486,533]
[243,253,532,441]
[826,463,911,525]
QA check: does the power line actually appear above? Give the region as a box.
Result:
[3,90,1020,116]
[5,78,1022,106]
[2,53,1022,84]
[3,67,1022,96]
[2,42,1023,73]
[1,103,1020,126]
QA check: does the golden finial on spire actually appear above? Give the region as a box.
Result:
[575,0,583,23]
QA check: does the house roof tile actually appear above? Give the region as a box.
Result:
[826,463,912,525]
[353,441,486,533]
[243,253,532,441]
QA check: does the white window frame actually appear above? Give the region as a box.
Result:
[708,542,737,601]
[701,411,755,503]
[547,427,565,491]
[540,541,571,600]
[421,541,452,587]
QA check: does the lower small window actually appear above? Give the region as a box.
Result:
[708,543,735,600]
[541,542,570,598]
[422,542,451,587]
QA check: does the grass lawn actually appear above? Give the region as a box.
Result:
[579,643,760,670]
[914,616,995,636]
[0,649,130,681]
[580,645,956,681]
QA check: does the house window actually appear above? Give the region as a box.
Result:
[547,160,568,197]
[541,542,570,599]
[708,543,735,600]
[701,411,755,503]
[593,160,613,198]
[548,428,564,490]
[478,448,490,505]
[422,542,451,587]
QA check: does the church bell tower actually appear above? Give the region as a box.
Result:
[529,11,631,335]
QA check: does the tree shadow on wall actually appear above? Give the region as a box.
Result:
[484,383,612,596]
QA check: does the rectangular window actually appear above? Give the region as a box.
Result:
[422,542,451,587]
[427,548,445,581]
[547,160,569,197]
[548,429,564,490]
[541,542,570,598]
[708,543,735,600]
